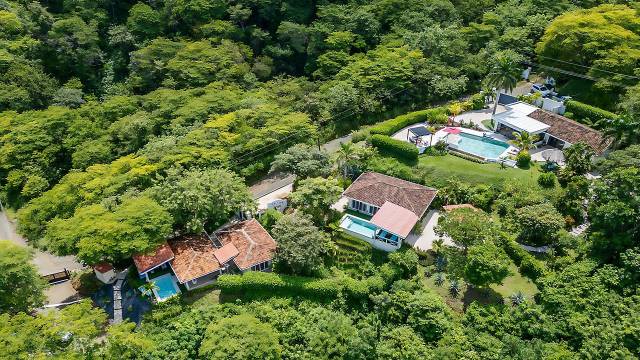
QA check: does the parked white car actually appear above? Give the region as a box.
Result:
[531,83,553,97]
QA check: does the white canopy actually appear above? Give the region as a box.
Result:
[493,102,550,134]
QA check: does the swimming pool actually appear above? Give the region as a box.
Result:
[151,273,181,301]
[455,132,510,160]
[340,215,377,239]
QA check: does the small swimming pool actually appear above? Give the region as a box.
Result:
[340,215,377,239]
[151,273,181,301]
[456,132,510,160]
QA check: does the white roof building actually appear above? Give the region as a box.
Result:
[492,102,550,134]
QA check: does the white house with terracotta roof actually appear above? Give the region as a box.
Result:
[339,172,437,251]
[492,101,611,154]
[133,219,276,292]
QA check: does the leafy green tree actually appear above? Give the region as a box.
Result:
[290,177,341,226]
[485,50,524,114]
[199,314,281,360]
[44,196,173,264]
[271,213,328,275]
[0,240,47,314]
[151,167,255,233]
[564,142,595,175]
[128,38,185,92]
[464,242,511,288]
[376,326,430,360]
[513,203,565,246]
[435,208,497,252]
[100,321,156,359]
[45,16,102,88]
[127,3,162,41]
[270,143,331,179]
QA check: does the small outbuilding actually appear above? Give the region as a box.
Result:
[94,262,116,284]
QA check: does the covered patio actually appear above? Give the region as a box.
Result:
[369,202,419,250]
[406,126,432,147]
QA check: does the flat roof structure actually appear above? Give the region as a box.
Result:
[408,126,431,137]
[370,202,418,239]
[493,102,550,134]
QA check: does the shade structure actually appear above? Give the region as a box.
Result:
[408,126,431,137]
[443,127,461,134]
[370,201,419,239]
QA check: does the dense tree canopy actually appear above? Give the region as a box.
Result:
[0,240,47,314]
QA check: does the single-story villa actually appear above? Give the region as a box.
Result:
[133,219,276,294]
[340,172,437,251]
[492,101,611,154]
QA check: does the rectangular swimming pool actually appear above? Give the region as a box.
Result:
[340,215,377,239]
[151,273,181,301]
[456,132,510,160]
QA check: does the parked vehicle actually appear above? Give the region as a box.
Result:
[531,83,553,97]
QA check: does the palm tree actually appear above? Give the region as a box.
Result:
[509,131,538,152]
[603,115,640,149]
[486,53,522,114]
[335,142,356,179]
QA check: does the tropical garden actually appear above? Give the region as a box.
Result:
[0,0,639,359]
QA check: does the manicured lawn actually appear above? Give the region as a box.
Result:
[491,264,538,300]
[417,154,541,187]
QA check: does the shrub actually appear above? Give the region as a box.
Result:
[217,271,384,301]
[350,129,369,143]
[565,100,618,127]
[369,107,447,135]
[468,93,486,110]
[496,236,547,282]
[537,172,556,188]
[370,134,419,161]
[516,151,531,168]
[449,150,485,163]
[513,203,565,246]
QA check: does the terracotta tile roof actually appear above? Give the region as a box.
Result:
[93,262,113,273]
[132,242,175,274]
[443,204,478,212]
[370,202,419,238]
[343,172,438,217]
[216,219,276,271]
[169,235,222,283]
[528,109,612,154]
[214,243,239,265]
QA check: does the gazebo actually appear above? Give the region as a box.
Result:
[407,126,432,146]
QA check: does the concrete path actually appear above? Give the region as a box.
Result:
[455,105,507,130]
[0,202,84,305]
[404,210,456,251]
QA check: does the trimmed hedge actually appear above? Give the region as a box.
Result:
[369,107,447,136]
[370,134,419,161]
[497,237,547,283]
[217,271,385,301]
[565,100,618,127]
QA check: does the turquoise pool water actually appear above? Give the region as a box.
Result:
[456,132,509,159]
[340,215,377,238]
[151,274,180,301]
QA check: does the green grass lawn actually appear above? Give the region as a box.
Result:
[417,154,541,187]
[423,264,538,313]
[332,232,387,276]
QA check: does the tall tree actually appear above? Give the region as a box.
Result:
[289,177,342,226]
[199,314,281,360]
[464,242,511,288]
[0,240,47,314]
[271,213,329,275]
[151,167,255,233]
[485,50,524,114]
[270,143,331,179]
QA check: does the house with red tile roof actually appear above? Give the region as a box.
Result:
[133,219,276,292]
[340,172,437,251]
[492,101,612,154]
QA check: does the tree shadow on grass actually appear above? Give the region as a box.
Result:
[462,286,504,310]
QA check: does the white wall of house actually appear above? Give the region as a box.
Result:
[347,198,380,216]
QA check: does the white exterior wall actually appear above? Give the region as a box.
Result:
[347,198,380,216]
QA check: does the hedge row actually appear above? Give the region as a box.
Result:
[369,107,447,136]
[217,271,385,301]
[565,100,618,127]
[370,134,419,160]
[498,237,547,283]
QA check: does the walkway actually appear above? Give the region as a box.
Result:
[404,210,456,251]
[0,202,84,305]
